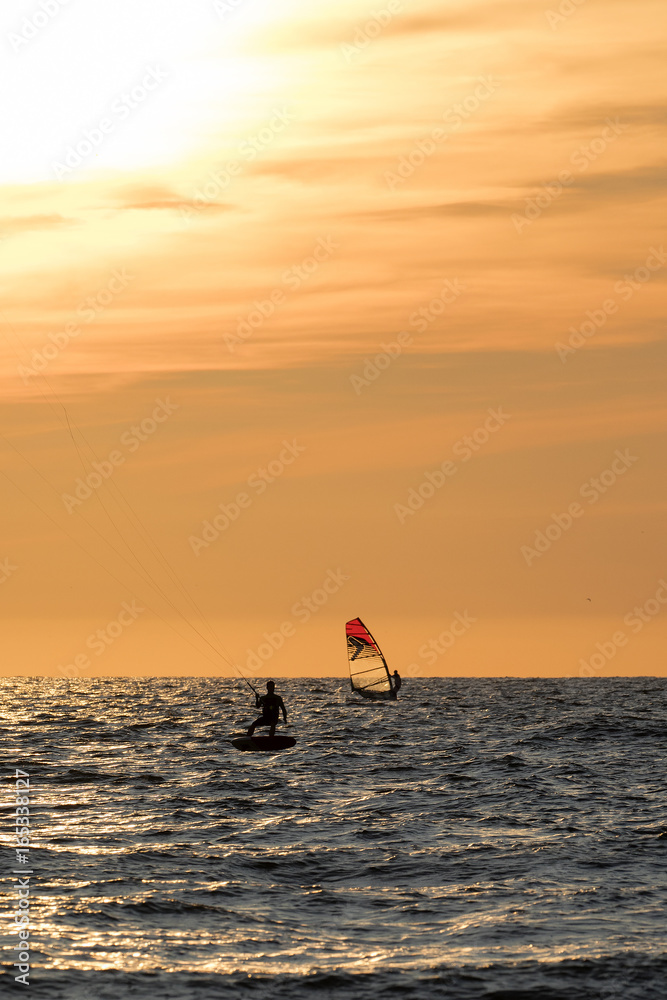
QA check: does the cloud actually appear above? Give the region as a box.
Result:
[359,162,667,224]
[250,0,544,53]
[354,201,511,222]
[0,214,75,236]
[548,104,667,134]
[247,154,383,183]
[569,162,667,201]
[380,1,541,39]
[111,183,233,213]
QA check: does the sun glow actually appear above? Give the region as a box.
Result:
[2,0,667,677]
[0,0,292,184]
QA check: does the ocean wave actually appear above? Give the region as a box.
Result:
[2,676,666,996]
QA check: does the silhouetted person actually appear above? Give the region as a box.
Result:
[247,680,287,737]
[391,670,402,698]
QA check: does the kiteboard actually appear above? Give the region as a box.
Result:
[231,735,296,752]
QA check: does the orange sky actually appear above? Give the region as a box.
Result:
[1,0,666,678]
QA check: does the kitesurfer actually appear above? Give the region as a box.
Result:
[247,680,288,737]
[390,670,402,698]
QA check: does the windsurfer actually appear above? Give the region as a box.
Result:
[390,670,402,698]
[247,680,288,737]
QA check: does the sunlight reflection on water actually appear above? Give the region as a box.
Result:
[2,676,666,998]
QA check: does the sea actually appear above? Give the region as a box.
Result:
[1,676,666,999]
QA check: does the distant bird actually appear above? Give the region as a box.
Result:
[586,598,591,601]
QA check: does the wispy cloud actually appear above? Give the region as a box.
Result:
[1,213,75,235]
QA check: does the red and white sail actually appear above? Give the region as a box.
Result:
[346,618,392,698]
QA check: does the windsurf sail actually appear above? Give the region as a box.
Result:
[346,618,392,698]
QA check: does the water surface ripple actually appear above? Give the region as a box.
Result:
[1,677,666,998]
